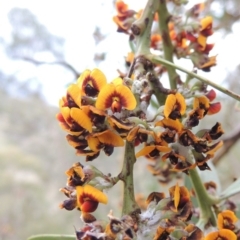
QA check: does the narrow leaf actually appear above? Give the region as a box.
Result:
[27,234,75,240]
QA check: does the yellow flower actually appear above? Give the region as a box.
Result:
[77,69,107,97]
[96,83,136,113]
[205,229,237,240]
[217,210,238,230]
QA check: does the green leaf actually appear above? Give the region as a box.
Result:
[27,234,75,240]
[220,178,240,200]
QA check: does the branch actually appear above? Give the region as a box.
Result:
[19,57,80,78]
[148,55,240,102]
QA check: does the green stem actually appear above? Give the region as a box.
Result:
[133,0,159,56]
[186,151,219,229]
[158,0,178,90]
[149,55,240,102]
[118,141,138,216]
[27,234,75,240]
[189,167,217,228]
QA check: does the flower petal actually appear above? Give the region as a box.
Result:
[96,84,115,110]
[164,94,177,118]
[94,130,124,147]
[208,102,221,115]
[70,107,92,132]
[115,84,136,110]
[136,146,156,158]
[90,68,107,90]
[86,135,102,152]
[155,118,183,133]
[205,229,237,240]
[67,84,82,107]
[176,93,186,115]
[77,185,108,204]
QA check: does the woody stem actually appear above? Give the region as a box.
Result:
[118,141,138,216]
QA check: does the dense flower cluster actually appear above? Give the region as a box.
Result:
[56,68,137,161]
[53,1,240,240]
[113,1,216,72]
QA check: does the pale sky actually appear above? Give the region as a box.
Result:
[0,0,239,105]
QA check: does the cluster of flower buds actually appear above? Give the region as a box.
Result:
[59,162,108,222]
[59,160,240,239]
[113,1,216,72]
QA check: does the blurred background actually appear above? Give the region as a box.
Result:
[0,0,240,239]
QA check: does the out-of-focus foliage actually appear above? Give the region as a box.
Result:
[6,8,64,59]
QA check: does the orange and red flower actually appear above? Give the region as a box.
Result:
[96,81,136,113]
[76,185,108,213]
[77,69,107,97]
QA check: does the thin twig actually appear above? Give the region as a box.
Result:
[19,57,80,78]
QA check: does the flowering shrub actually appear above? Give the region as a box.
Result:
[29,1,240,240]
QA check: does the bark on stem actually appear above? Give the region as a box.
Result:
[118,141,138,216]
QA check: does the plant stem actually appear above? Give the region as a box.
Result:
[186,151,218,229]
[189,167,217,228]
[158,0,178,90]
[149,55,240,102]
[118,141,138,216]
[133,0,159,56]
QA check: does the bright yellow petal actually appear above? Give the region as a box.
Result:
[136,146,156,158]
[96,84,115,110]
[112,77,123,86]
[90,68,107,90]
[200,16,212,31]
[77,69,91,89]
[67,84,82,107]
[83,185,108,204]
[76,186,84,208]
[115,85,136,110]
[174,183,180,210]
[70,107,92,132]
[218,210,238,229]
[197,34,207,50]
[94,130,124,147]
[196,96,210,109]
[155,118,183,133]
[205,229,237,240]
[155,146,171,152]
[164,94,176,118]
[176,93,186,115]
[59,106,72,125]
[86,135,102,151]
[127,126,140,142]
